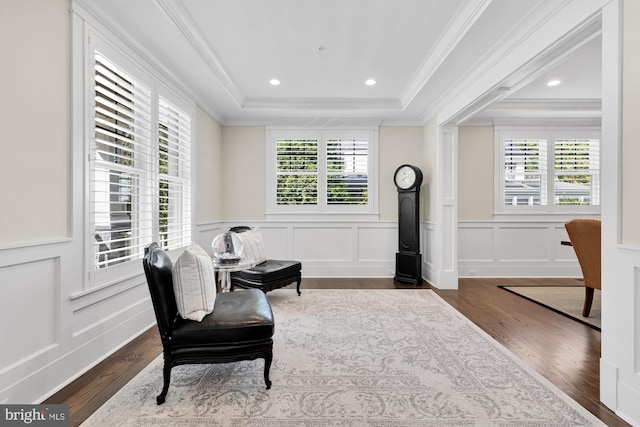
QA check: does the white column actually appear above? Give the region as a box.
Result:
[433,125,459,289]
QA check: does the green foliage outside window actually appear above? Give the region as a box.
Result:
[277,140,318,205]
[158,123,169,244]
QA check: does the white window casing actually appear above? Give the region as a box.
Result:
[495,127,601,217]
[266,129,378,221]
[85,31,194,288]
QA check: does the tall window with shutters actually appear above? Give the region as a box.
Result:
[158,97,192,249]
[91,52,192,275]
[276,138,318,205]
[498,130,600,213]
[269,130,376,216]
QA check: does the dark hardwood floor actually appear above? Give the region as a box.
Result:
[44,278,629,426]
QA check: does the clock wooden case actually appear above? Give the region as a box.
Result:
[393,164,423,284]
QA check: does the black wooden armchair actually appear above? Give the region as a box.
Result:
[142,243,274,404]
[229,226,302,295]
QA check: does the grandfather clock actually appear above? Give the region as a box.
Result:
[393,164,423,284]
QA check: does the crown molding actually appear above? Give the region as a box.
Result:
[154,0,246,108]
[72,0,227,125]
[491,98,602,111]
[242,97,403,110]
[492,117,601,128]
[400,0,494,108]
[421,1,602,126]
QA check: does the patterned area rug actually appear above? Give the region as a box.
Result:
[499,285,601,330]
[82,290,605,426]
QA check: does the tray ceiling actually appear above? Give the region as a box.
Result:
[76,0,601,126]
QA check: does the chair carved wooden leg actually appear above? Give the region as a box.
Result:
[264,353,273,389]
[157,363,172,404]
[583,286,595,317]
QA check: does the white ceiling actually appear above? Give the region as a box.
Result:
[77,0,602,126]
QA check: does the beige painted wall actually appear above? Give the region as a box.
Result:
[221,127,267,220]
[622,0,640,244]
[379,127,423,221]
[195,108,222,223]
[458,126,494,220]
[423,118,438,222]
[220,126,422,221]
[0,0,70,244]
[0,0,229,243]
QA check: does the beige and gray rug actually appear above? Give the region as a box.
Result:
[500,286,601,330]
[82,290,605,426]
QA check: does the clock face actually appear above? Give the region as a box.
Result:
[395,165,416,189]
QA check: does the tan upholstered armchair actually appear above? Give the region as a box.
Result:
[564,219,601,317]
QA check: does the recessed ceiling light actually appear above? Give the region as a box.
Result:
[269,79,280,86]
[365,79,376,86]
[547,79,561,87]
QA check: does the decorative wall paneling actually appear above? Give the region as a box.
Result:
[458,220,582,277]
[0,239,155,404]
[223,222,399,278]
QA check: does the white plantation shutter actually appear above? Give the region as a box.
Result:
[503,138,548,206]
[92,53,154,269]
[499,130,600,212]
[276,138,318,205]
[326,138,368,205]
[554,138,600,206]
[158,97,192,249]
[269,130,376,215]
[91,51,193,274]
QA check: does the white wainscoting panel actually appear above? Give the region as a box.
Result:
[458,220,583,277]
[422,222,436,285]
[72,283,151,338]
[496,226,550,261]
[257,226,290,259]
[0,257,59,371]
[195,222,225,256]
[294,227,353,261]
[458,226,494,262]
[0,238,156,404]
[225,222,399,278]
[555,225,578,261]
[358,226,396,261]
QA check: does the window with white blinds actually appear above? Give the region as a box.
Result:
[91,52,192,273]
[504,138,547,206]
[269,130,376,215]
[554,138,600,206]
[158,97,192,249]
[326,138,369,205]
[276,138,318,205]
[499,130,600,213]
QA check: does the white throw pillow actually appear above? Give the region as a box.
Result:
[172,243,216,322]
[238,228,268,264]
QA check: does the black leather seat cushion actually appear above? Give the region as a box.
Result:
[233,260,301,282]
[172,289,274,347]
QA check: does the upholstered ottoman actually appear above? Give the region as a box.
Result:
[231,260,302,295]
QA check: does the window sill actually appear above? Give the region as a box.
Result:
[492,211,601,222]
[265,212,380,222]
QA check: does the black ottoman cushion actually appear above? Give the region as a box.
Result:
[233,260,301,282]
